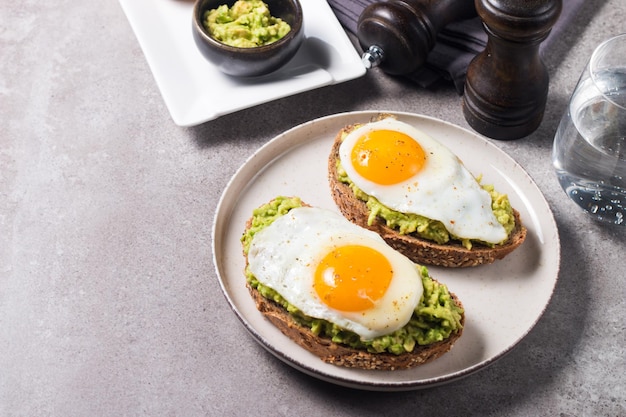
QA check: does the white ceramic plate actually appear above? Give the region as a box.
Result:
[212,111,560,391]
[118,0,366,127]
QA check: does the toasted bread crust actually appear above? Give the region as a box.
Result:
[243,200,464,370]
[247,282,463,370]
[328,123,527,268]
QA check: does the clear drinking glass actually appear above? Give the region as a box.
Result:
[552,33,626,226]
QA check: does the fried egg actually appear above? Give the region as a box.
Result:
[339,118,508,243]
[247,206,423,340]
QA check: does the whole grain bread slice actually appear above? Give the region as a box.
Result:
[328,122,527,268]
[243,200,464,371]
[247,282,464,370]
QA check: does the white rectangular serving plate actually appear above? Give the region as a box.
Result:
[118,0,367,126]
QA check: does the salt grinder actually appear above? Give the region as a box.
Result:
[462,0,562,140]
[357,0,477,75]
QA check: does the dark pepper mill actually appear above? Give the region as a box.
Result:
[357,0,477,75]
[462,0,562,140]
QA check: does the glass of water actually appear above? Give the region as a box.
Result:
[552,33,626,226]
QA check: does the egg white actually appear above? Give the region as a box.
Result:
[339,118,508,243]
[247,206,423,340]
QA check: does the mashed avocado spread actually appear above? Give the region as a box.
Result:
[204,0,291,48]
[336,157,516,250]
[241,196,464,355]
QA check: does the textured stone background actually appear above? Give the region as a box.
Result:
[1,0,624,416]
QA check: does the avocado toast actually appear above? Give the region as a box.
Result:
[328,116,527,268]
[241,196,464,370]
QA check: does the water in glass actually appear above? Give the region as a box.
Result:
[552,68,626,226]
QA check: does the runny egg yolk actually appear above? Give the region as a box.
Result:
[313,244,393,312]
[350,129,426,185]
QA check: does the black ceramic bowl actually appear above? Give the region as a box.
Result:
[192,0,304,77]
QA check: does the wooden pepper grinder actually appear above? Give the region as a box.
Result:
[462,0,562,140]
[357,0,476,75]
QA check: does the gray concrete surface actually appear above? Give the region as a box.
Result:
[1,0,624,416]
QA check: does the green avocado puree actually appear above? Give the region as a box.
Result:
[241,196,464,356]
[203,0,291,48]
[336,158,515,250]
